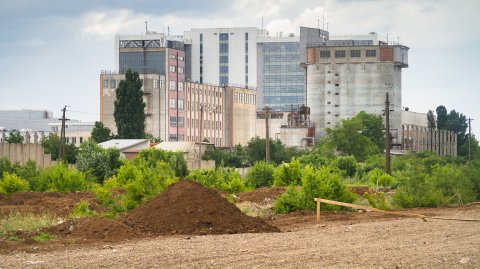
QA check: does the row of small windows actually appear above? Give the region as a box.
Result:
[169,99,184,109]
[169,81,184,91]
[186,102,223,114]
[186,118,223,131]
[234,92,256,105]
[320,49,377,59]
[64,137,84,144]
[169,65,185,74]
[187,136,222,146]
[168,54,185,61]
[103,79,171,90]
[186,87,223,98]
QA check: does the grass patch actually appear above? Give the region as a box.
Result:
[6,236,20,241]
[33,232,54,242]
[70,200,97,218]
[236,201,275,218]
[0,212,58,238]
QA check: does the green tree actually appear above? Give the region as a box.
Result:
[246,136,297,165]
[76,140,121,183]
[114,69,146,139]
[427,110,436,129]
[203,144,247,168]
[245,161,275,188]
[90,121,112,143]
[40,134,78,163]
[326,112,383,161]
[6,131,23,144]
[431,106,469,157]
[135,148,188,177]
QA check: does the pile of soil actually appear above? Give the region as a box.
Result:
[122,180,280,235]
[0,192,103,217]
[236,187,287,203]
[47,217,140,242]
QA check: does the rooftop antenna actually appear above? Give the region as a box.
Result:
[323,9,325,29]
[168,26,170,36]
[145,20,148,35]
[327,22,329,32]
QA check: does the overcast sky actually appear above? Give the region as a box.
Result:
[0,0,479,135]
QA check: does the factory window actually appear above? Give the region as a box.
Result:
[153,79,158,89]
[169,80,176,90]
[327,102,331,104]
[327,81,331,84]
[335,104,339,107]
[350,50,361,57]
[72,137,76,144]
[335,50,346,58]
[335,74,339,76]
[178,100,184,109]
[178,67,184,74]
[79,137,83,144]
[178,82,184,91]
[170,116,177,127]
[178,56,184,61]
[366,50,377,57]
[102,79,108,88]
[335,83,339,86]
[327,111,331,114]
[160,80,164,89]
[327,91,331,94]
[327,122,331,125]
[110,80,116,89]
[335,92,339,95]
[169,99,176,108]
[335,114,339,117]
[320,50,330,58]
[178,117,184,127]
[169,54,176,59]
[169,65,176,73]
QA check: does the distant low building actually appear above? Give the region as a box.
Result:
[98,139,150,158]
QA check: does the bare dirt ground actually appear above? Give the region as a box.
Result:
[1,203,479,269]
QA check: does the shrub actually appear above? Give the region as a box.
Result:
[0,172,30,195]
[273,158,302,186]
[35,163,93,192]
[366,168,396,189]
[76,140,120,183]
[330,155,358,178]
[135,148,188,177]
[430,165,476,205]
[0,157,14,178]
[245,161,275,188]
[274,166,355,213]
[70,200,97,218]
[186,168,248,193]
[364,192,391,210]
[14,160,40,188]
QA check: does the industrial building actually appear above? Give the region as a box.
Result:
[304,32,409,144]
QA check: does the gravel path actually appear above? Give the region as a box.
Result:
[1,205,479,269]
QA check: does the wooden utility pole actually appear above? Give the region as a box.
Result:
[58,106,69,160]
[264,105,270,162]
[468,118,473,163]
[384,93,392,175]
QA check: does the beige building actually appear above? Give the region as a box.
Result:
[49,122,94,147]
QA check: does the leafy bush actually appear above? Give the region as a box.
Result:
[76,140,121,183]
[330,155,358,178]
[0,157,14,178]
[33,232,54,242]
[186,168,248,193]
[13,160,40,187]
[245,161,275,188]
[430,165,476,205]
[135,148,188,177]
[366,168,396,189]
[35,163,93,192]
[364,192,391,210]
[70,200,97,218]
[273,158,302,186]
[274,166,355,213]
[0,172,30,195]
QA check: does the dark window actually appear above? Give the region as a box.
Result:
[366,50,377,57]
[350,50,361,57]
[335,50,346,58]
[320,50,330,58]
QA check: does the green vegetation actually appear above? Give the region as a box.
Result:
[76,140,122,183]
[40,134,78,163]
[70,200,97,218]
[0,212,57,238]
[6,131,24,144]
[114,69,146,139]
[245,161,275,188]
[0,172,30,195]
[90,121,112,143]
[35,163,93,192]
[33,232,54,242]
[186,168,248,193]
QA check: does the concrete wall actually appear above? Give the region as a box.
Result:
[401,111,428,127]
[402,125,457,156]
[0,143,52,168]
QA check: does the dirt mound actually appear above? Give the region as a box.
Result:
[0,191,103,217]
[236,187,287,203]
[47,217,141,242]
[122,180,280,235]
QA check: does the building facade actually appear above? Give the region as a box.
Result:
[305,36,409,143]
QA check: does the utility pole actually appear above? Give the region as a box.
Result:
[468,118,473,163]
[383,93,392,175]
[264,105,270,162]
[58,106,69,160]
